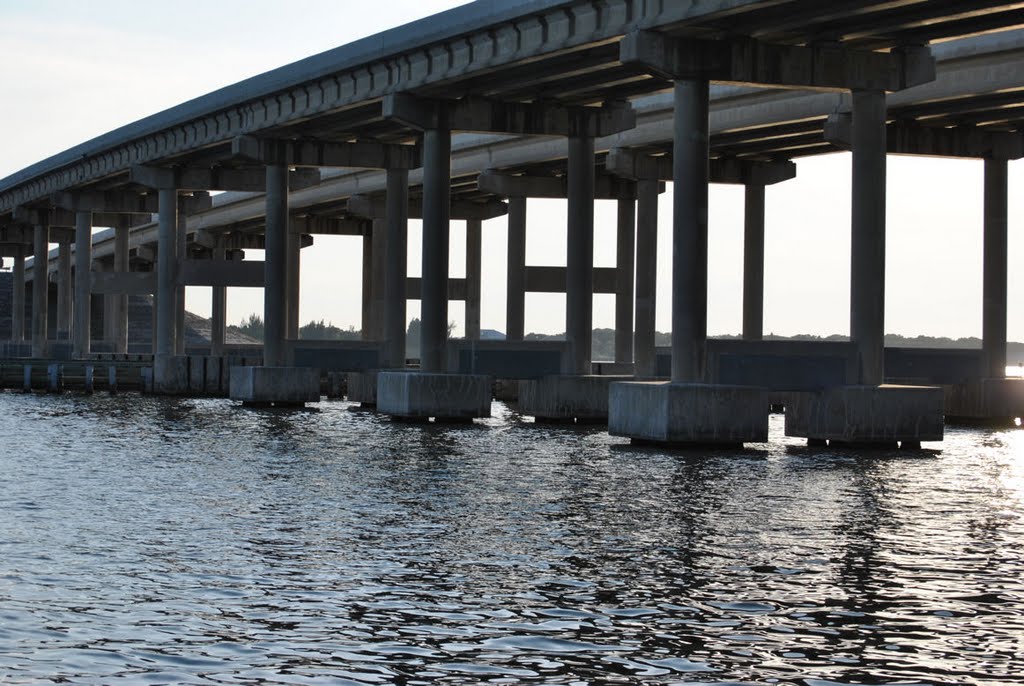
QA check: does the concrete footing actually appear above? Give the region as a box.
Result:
[946,378,1024,424]
[154,355,190,395]
[519,375,631,423]
[377,371,491,421]
[230,366,321,407]
[785,384,944,446]
[609,381,768,445]
[348,370,380,406]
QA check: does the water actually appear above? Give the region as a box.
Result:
[1,393,1023,685]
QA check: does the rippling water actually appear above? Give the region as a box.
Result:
[1,392,1023,685]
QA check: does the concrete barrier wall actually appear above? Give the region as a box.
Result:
[284,339,383,371]
[656,340,858,390]
[884,347,984,384]
[447,340,570,378]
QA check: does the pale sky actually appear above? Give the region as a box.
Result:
[1,1,1020,342]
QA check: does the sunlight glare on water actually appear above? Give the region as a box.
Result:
[1,392,1023,684]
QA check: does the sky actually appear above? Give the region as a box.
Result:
[1,0,1021,342]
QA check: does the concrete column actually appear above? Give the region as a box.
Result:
[671,79,710,383]
[983,157,1009,379]
[505,196,526,341]
[175,196,187,354]
[32,225,49,358]
[113,219,130,354]
[466,218,482,341]
[615,197,636,364]
[361,230,373,341]
[286,226,300,340]
[634,178,659,377]
[371,217,387,340]
[156,189,178,357]
[264,164,288,367]
[384,168,409,367]
[56,241,72,342]
[11,253,25,343]
[420,128,452,373]
[850,89,887,386]
[743,184,766,341]
[73,211,92,358]
[566,135,595,375]
[210,239,227,357]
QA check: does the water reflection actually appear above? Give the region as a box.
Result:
[0,394,1022,683]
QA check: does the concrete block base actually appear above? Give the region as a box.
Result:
[230,366,321,407]
[153,355,190,395]
[519,375,631,423]
[609,381,768,446]
[946,378,1024,424]
[377,371,491,421]
[785,384,944,446]
[347,370,379,406]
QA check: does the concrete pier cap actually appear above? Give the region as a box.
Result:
[609,381,769,446]
[377,371,491,422]
[785,384,944,447]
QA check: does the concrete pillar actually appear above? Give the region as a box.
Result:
[505,196,526,341]
[73,211,92,358]
[566,135,595,375]
[615,197,635,364]
[371,217,387,340]
[175,195,187,354]
[286,225,300,340]
[850,89,887,386]
[113,219,130,354]
[466,218,482,341]
[671,79,710,383]
[420,128,452,373]
[32,225,49,358]
[264,164,288,367]
[983,157,1009,379]
[743,184,766,341]
[384,168,409,367]
[156,189,177,357]
[361,230,373,341]
[11,253,25,343]
[211,239,227,357]
[56,241,72,342]
[634,178,659,377]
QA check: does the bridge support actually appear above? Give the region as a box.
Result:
[743,184,765,341]
[506,196,526,342]
[175,196,187,354]
[610,79,767,446]
[210,239,227,358]
[634,179,660,377]
[384,167,409,368]
[56,239,72,343]
[466,218,482,341]
[566,135,595,375]
[615,197,635,365]
[73,211,92,358]
[109,218,130,354]
[31,224,48,359]
[788,89,943,445]
[11,253,25,344]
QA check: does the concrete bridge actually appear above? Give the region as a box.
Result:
[2,0,1023,447]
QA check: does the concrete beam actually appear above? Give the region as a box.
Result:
[291,215,370,236]
[406,276,467,302]
[383,94,636,137]
[232,135,421,169]
[51,190,159,214]
[476,170,653,199]
[0,243,27,257]
[524,265,618,294]
[621,31,935,93]
[606,148,797,185]
[131,165,307,192]
[90,270,157,296]
[825,115,1024,159]
[178,259,265,288]
[347,194,508,221]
